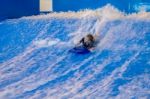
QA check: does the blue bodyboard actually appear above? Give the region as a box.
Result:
[69,46,90,54]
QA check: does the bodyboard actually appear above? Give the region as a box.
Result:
[69,46,90,54]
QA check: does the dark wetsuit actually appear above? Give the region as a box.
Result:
[79,38,95,49]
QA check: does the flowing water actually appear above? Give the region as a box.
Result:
[0,5,150,99]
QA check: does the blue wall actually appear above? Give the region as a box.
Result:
[0,0,39,21]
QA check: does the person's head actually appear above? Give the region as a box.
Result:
[85,34,94,42]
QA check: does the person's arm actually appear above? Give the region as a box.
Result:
[76,38,84,46]
[88,38,98,52]
[80,38,84,43]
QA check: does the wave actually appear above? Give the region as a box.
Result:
[0,4,150,99]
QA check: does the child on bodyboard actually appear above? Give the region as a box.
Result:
[70,33,99,54]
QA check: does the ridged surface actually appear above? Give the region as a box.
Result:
[0,5,150,99]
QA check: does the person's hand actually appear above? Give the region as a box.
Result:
[89,47,95,52]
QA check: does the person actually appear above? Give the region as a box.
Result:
[76,33,98,51]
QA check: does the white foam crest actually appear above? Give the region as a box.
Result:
[21,4,124,20]
[33,38,60,48]
[127,11,150,19]
[19,4,150,22]
[1,4,150,25]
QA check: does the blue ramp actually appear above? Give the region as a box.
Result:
[0,5,150,99]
